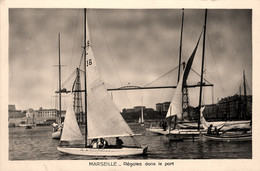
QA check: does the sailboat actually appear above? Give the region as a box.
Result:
[57,9,148,156]
[201,107,252,141]
[200,71,251,132]
[140,98,145,126]
[165,9,209,141]
[165,32,204,141]
[200,108,251,132]
[201,71,252,141]
[24,109,35,129]
[52,33,63,139]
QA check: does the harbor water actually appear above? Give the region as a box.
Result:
[9,123,252,160]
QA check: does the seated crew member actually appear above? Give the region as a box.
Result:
[115,137,124,148]
[91,139,98,149]
[207,124,213,134]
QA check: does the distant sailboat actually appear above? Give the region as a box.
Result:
[57,9,148,156]
[140,98,144,126]
[52,33,63,139]
[24,109,35,129]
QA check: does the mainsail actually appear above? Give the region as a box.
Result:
[165,33,202,119]
[85,30,134,139]
[61,94,84,141]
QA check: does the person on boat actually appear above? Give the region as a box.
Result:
[116,137,124,148]
[98,138,104,148]
[102,139,108,149]
[162,121,167,131]
[52,122,59,132]
[207,124,213,134]
[91,139,98,149]
[214,126,219,135]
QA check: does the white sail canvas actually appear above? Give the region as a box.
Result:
[86,46,134,139]
[60,94,83,141]
[165,33,201,120]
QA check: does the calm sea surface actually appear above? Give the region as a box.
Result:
[9,124,252,160]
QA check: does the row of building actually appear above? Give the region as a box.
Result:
[121,95,252,122]
[8,94,252,126]
[8,105,65,127]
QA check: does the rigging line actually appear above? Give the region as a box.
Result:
[206,31,227,95]
[70,9,80,72]
[190,68,211,84]
[95,10,132,107]
[144,64,180,87]
[61,69,77,88]
[78,51,84,69]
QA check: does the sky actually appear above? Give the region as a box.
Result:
[8,8,252,111]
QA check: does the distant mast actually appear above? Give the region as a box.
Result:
[58,33,62,124]
[243,70,247,118]
[141,97,144,126]
[198,9,207,131]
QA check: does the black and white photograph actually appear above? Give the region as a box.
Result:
[1,0,259,170]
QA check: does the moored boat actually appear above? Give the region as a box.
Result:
[203,132,252,142]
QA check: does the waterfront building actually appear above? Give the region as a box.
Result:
[37,107,58,119]
[8,105,26,127]
[8,105,25,118]
[156,102,170,112]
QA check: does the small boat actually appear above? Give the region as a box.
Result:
[24,112,35,129]
[200,107,252,141]
[57,9,147,156]
[25,125,33,129]
[203,132,252,142]
[52,127,62,139]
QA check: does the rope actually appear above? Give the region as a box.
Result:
[207,31,227,95]
[144,65,180,87]
[61,69,77,88]
[190,68,212,84]
[95,10,133,107]
[69,10,80,75]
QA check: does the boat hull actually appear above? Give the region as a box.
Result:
[25,125,33,129]
[52,130,61,139]
[166,129,206,141]
[146,128,168,135]
[57,146,148,156]
[203,133,252,141]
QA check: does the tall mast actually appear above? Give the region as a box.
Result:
[198,9,207,131]
[84,8,88,147]
[177,9,184,83]
[58,33,62,124]
[179,9,186,121]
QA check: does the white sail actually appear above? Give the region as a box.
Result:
[60,94,83,141]
[165,33,201,120]
[86,45,135,139]
[165,73,184,119]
